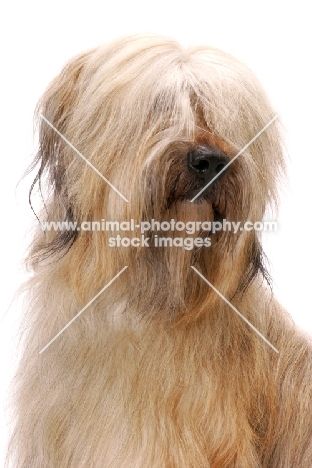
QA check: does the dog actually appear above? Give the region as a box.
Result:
[8,34,312,467]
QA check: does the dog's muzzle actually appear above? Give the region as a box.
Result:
[187,145,230,184]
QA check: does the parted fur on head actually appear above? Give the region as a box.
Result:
[30,34,285,323]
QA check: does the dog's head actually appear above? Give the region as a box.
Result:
[30,35,285,322]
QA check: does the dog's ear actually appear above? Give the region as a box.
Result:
[29,50,94,258]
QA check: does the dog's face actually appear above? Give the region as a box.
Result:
[31,35,285,322]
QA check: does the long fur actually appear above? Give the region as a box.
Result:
[8,34,312,467]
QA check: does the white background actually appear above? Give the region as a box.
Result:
[1,0,311,463]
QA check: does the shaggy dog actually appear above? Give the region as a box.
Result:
[8,34,312,467]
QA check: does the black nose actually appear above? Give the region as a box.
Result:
[188,145,230,182]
